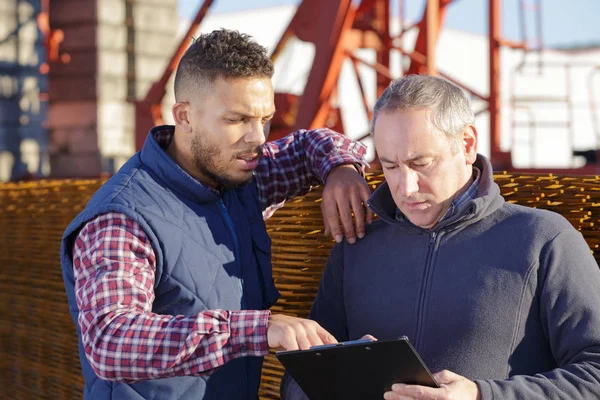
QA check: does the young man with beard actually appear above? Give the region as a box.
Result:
[60,29,372,399]
[281,75,600,400]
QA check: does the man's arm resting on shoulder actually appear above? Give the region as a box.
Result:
[257,128,372,243]
[73,213,270,383]
[256,128,368,208]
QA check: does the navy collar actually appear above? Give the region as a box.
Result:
[140,125,221,204]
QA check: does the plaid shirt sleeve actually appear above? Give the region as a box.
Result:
[256,128,368,218]
[72,212,270,382]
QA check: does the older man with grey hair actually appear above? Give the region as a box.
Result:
[281,74,600,400]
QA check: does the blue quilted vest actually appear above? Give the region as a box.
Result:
[61,127,280,399]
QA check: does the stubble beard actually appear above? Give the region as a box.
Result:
[190,132,263,189]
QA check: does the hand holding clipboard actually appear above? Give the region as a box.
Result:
[277,336,438,400]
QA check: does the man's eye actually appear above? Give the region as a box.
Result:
[412,161,431,168]
[383,165,397,170]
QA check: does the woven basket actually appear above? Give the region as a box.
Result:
[1,172,599,399]
[0,180,102,399]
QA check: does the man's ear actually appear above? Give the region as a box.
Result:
[172,102,192,133]
[463,125,478,165]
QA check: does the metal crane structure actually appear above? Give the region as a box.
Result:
[134,0,591,173]
[3,0,597,178]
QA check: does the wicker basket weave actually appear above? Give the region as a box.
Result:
[0,180,103,399]
[1,172,599,399]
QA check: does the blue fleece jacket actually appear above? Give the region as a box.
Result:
[282,154,600,399]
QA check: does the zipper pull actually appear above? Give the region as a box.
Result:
[429,231,437,246]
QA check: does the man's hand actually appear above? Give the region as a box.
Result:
[321,164,373,244]
[383,370,481,400]
[267,314,338,351]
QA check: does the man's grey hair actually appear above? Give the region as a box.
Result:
[370,75,475,147]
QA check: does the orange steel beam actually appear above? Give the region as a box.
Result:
[127,0,543,173]
[490,0,500,161]
[392,43,427,66]
[293,0,356,130]
[271,0,330,61]
[350,57,372,121]
[392,43,488,102]
[392,23,419,40]
[407,0,452,75]
[269,0,308,63]
[374,0,390,96]
[499,38,528,50]
[438,72,487,101]
[38,0,67,66]
[356,0,377,17]
[426,0,439,75]
[135,0,214,150]
[398,0,406,76]
[489,0,512,169]
[347,52,394,81]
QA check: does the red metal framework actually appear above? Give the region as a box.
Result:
[38,0,71,77]
[133,0,600,173]
[133,1,446,151]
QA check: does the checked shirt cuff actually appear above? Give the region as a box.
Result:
[229,310,271,357]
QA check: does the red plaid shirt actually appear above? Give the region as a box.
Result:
[73,127,367,382]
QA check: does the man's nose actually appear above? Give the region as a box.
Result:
[398,168,419,198]
[245,121,266,145]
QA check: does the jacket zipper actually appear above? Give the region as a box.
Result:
[218,199,249,399]
[218,199,246,310]
[414,230,439,350]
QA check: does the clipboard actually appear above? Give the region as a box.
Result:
[276,336,438,400]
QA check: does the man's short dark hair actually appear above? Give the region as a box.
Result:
[174,29,274,101]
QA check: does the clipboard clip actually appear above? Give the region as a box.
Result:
[309,338,375,350]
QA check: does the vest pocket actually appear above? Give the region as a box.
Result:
[251,232,279,309]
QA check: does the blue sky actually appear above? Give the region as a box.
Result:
[178,0,600,48]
